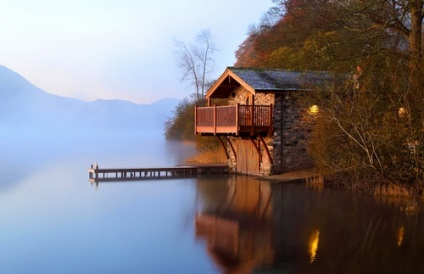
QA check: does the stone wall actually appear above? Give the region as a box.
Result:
[225,88,314,175]
[271,92,314,173]
[255,92,275,105]
[228,87,275,106]
[228,86,243,105]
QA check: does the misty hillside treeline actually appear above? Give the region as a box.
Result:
[0,65,179,131]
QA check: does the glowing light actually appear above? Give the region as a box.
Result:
[397,226,405,247]
[309,229,320,263]
[309,105,319,114]
[398,107,407,118]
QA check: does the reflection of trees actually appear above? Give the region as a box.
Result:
[195,176,274,273]
[196,178,424,272]
[272,183,424,273]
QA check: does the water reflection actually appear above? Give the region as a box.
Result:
[308,229,320,264]
[397,226,405,247]
[195,176,274,273]
[195,176,424,273]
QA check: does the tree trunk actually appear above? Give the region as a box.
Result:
[407,1,423,93]
[409,0,423,58]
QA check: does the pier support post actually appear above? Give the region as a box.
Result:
[94,162,98,179]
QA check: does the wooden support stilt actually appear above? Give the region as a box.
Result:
[216,136,230,160]
[225,136,237,161]
[258,135,273,164]
[249,137,262,163]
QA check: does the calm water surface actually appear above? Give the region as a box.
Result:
[0,129,423,273]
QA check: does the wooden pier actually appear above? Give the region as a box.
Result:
[88,163,229,182]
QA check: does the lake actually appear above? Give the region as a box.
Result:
[0,129,423,273]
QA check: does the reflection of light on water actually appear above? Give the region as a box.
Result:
[397,226,405,247]
[309,230,320,263]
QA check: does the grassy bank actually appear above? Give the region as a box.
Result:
[185,149,227,165]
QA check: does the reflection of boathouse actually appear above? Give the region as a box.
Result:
[195,67,334,175]
[196,176,424,272]
[195,176,327,273]
[195,176,274,273]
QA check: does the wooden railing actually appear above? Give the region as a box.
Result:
[238,105,273,127]
[195,104,273,136]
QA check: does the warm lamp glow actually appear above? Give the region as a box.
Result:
[398,107,407,118]
[309,105,319,114]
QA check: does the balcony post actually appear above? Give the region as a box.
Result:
[194,105,198,135]
[269,104,274,136]
[236,103,240,135]
[214,105,217,135]
[250,104,255,136]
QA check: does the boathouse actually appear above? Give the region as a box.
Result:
[194,67,335,176]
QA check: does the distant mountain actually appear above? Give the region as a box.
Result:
[0,65,179,131]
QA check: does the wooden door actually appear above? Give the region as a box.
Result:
[236,140,260,175]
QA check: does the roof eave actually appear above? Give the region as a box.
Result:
[255,88,312,92]
[205,67,256,100]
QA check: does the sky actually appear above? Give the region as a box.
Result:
[0,0,273,104]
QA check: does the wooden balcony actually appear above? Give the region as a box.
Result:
[195,104,273,136]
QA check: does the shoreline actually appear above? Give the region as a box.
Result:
[256,169,424,202]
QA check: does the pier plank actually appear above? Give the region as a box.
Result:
[88,164,229,183]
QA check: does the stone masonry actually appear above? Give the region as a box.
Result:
[225,87,314,175]
[271,92,314,174]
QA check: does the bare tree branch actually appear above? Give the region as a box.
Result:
[174,29,217,100]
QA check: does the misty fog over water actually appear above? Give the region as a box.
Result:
[0,129,189,187]
[1,129,424,273]
[0,129,206,273]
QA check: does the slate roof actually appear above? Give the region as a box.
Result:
[228,67,335,92]
[206,67,339,99]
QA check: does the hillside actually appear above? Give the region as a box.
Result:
[0,65,179,131]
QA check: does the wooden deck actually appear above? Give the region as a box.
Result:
[195,104,273,136]
[88,163,229,183]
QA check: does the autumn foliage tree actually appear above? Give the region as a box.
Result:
[235,0,424,192]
